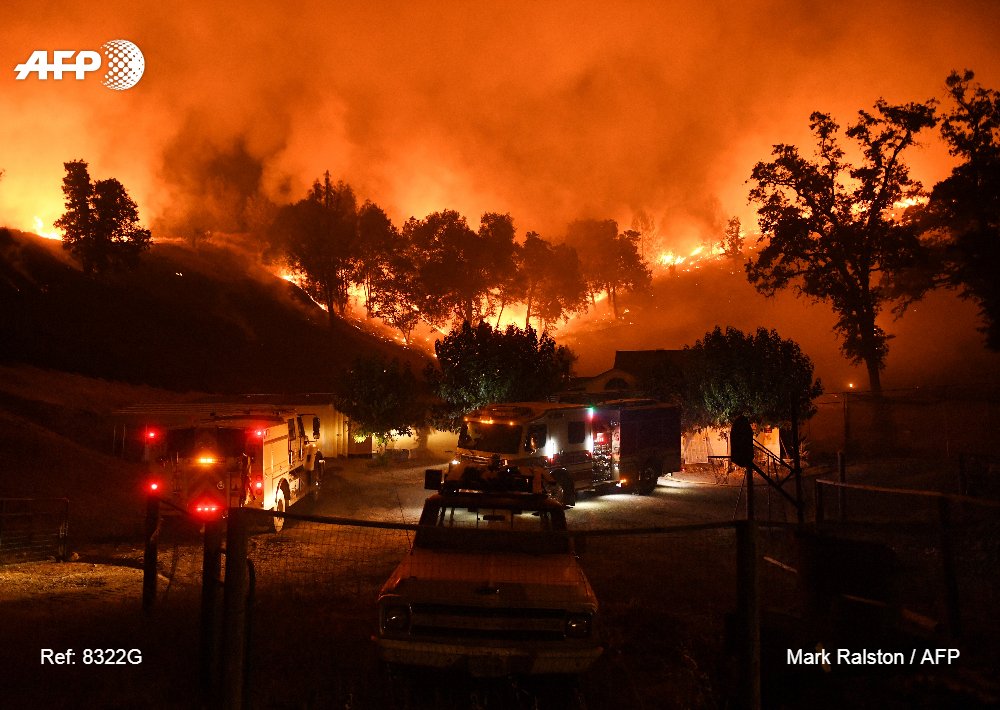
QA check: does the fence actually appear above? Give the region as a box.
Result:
[805,385,1000,459]
[0,497,68,564]
[814,480,1000,648]
[137,479,1000,710]
[217,510,764,710]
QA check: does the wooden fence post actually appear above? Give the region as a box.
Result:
[142,493,159,614]
[837,452,847,522]
[222,507,249,710]
[201,517,224,699]
[937,497,962,638]
[736,520,761,710]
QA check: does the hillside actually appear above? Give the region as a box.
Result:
[0,229,428,393]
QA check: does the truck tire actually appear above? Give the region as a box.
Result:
[636,460,661,495]
[272,487,288,533]
[547,470,576,507]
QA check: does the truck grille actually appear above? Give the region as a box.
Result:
[409,603,572,641]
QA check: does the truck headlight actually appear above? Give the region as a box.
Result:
[381,603,411,633]
[565,613,592,638]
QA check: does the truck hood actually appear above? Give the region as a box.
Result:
[380,548,597,611]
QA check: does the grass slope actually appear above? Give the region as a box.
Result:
[0,229,427,393]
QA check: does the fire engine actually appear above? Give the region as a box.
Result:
[449,400,681,506]
[144,410,325,530]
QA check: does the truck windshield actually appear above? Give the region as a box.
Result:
[415,504,569,554]
[457,421,522,454]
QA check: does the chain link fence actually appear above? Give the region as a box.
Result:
[815,481,1000,654]
[0,497,68,564]
[135,475,999,709]
[218,508,813,709]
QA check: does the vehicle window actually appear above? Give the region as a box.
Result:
[567,420,585,445]
[415,502,568,554]
[525,423,547,453]
[457,421,522,454]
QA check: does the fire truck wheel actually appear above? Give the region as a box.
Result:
[550,471,576,507]
[272,488,288,533]
[636,460,660,495]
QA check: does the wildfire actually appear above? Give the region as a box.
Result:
[892,195,929,210]
[658,243,722,270]
[32,216,62,241]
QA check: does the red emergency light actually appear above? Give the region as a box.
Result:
[146,429,158,440]
[192,499,223,519]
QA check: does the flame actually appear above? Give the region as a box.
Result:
[658,244,720,270]
[892,195,929,210]
[32,216,62,241]
[660,251,686,266]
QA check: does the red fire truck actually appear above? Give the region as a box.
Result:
[145,410,325,530]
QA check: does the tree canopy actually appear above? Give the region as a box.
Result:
[927,70,1000,349]
[519,231,589,331]
[563,218,651,319]
[335,355,424,449]
[54,160,151,274]
[426,321,575,420]
[746,100,936,392]
[680,326,823,430]
[273,172,358,325]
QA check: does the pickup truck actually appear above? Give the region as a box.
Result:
[375,475,601,677]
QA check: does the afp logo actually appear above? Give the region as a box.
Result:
[14,40,144,90]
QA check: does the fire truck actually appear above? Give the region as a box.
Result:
[144,410,326,530]
[449,400,681,506]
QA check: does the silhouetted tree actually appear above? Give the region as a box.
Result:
[273,172,358,325]
[680,326,823,430]
[564,218,617,306]
[427,321,575,418]
[356,201,399,317]
[404,210,490,326]
[478,212,520,326]
[335,355,424,449]
[606,229,652,318]
[520,232,589,330]
[563,219,651,318]
[369,241,424,343]
[720,216,744,259]
[54,160,151,274]
[631,210,657,261]
[747,100,936,392]
[928,70,1000,349]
